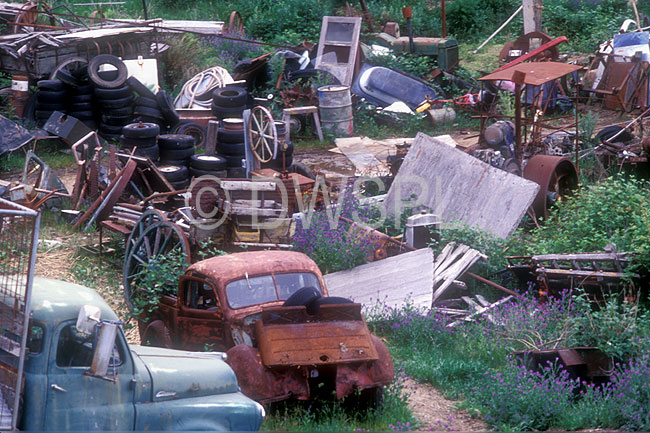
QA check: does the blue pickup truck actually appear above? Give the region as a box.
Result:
[13,277,265,431]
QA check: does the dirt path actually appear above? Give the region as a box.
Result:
[404,378,488,432]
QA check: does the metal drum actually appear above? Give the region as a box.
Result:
[318,85,354,137]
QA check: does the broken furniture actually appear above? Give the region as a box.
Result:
[282,106,324,142]
[314,16,362,87]
[507,251,637,299]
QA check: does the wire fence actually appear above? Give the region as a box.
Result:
[0,199,40,431]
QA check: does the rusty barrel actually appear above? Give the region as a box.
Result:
[318,85,354,137]
[8,75,29,117]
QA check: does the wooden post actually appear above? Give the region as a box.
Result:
[522,0,542,34]
[205,120,219,156]
[441,0,447,38]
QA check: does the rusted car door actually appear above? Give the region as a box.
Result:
[176,276,228,351]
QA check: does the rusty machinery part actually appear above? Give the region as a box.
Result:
[11,1,56,33]
[226,11,245,34]
[523,155,578,221]
[247,106,278,163]
[499,31,558,62]
[279,84,317,108]
[124,209,168,262]
[123,220,190,311]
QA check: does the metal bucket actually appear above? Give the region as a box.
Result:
[318,85,354,137]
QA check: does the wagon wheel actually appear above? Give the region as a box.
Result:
[124,209,167,261]
[12,1,55,33]
[247,106,278,163]
[49,56,88,81]
[123,221,190,311]
[226,11,244,34]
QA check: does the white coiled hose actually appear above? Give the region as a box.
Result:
[174,66,234,109]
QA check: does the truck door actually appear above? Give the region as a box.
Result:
[176,277,228,351]
[44,321,135,430]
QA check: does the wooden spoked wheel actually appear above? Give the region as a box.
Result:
[227,11,245,34]
[12,1,55,33]
[247,106,278,163]
[124,209,167,261]
[122,221,190,311]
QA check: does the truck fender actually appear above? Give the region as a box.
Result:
[141,320,172,348]
[226,344,309,403]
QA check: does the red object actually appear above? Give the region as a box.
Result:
[493,36,569,73]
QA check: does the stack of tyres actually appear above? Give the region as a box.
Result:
[54,62,96,130]
[189,155,227,180]
[158,134,195,168]
[120,122,160,162]
[34,80,66,126]
[211,87,248,120]
[158,164,190,191]
[129,76,165,131]
[88,54,133,141]
[216,119,246,178]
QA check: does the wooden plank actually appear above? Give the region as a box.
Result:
[448,296,513,328]
[475,294,491,307]
[0,335,21,357]
[220,180,277,191]
[531,252,629,262]
[335,137,390,176]
[324,248,434,310]
[384,133,540,238]
[0,302,23,335]
[314,16,362,86]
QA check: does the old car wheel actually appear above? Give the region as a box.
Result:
[123,220,190,310]
[141,320,172,348]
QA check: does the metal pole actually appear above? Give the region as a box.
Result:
[473,5,523,54]
[141,0,148,20]
[402,7,415,54]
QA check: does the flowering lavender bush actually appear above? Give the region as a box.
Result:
[608,355,650,430]
[292,190,377,274]
[469,361,578,430]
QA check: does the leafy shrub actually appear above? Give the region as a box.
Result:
[517,176,650,272]
[609,355,650,431]
[204,30,266,72]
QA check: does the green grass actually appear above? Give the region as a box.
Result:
[0,140,75,175]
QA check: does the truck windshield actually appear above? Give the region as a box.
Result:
[226,272,321,308]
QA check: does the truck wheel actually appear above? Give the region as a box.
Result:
[142,320,172,348]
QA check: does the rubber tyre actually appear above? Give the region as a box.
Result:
[134,105,164,120]
[68,111,94,120]
[35,110,55,120]
[216,141,245,156]
[172,121,206,148]
[211,104,244,119]
[169,179,190,190]
[88,54,128,88]
[158,134,194,150]
[36,90,66,103]
[217,128,245,144]
[158,158,189,167]
[101,115,131,126]
[94,85,132,99]
[35,102,66,111]
[127,76,157,99]
[189,154,227,171]
[141,320,172,348]
[54,68,82,87]
[96,95,134,109]
[105,106,133,117]
[160,146,194,161]
[70,94,93,103]
[189,167,226,178]
[158,165,189,182]
[123,122,160,139]
[307,296,354,315]
[134,96,159,109]
[283,287,321,307]
[99,123,125,135]
[133,116,165,128]
[37,80,65,91]
[74,84,93,94]
[132,144,159,161]
[156,90,180,125]
[290,161,315,179]
[596,125,632,143]
[212,87,248,108]
[69,102,93,112]
[119,134,157,148]
[223,154,244,168]
[264,154,293,170]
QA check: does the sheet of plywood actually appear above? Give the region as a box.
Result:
[324,248,434,310]
[384,132,539,238]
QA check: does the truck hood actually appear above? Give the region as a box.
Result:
[131,345,239,402]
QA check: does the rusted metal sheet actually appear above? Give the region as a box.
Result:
[480,61,581,86]
[515,347,613,383]
[256,304,378,367]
